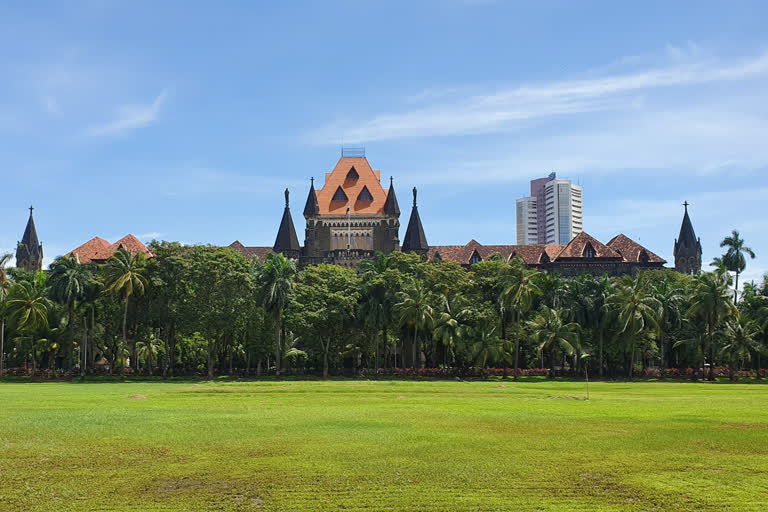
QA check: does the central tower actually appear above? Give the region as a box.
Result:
[300,153,401,266]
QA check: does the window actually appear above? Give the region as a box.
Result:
[640,250,649,263]
[332,186,348,202]
[357,186,374,202]
[346,167,359,180]
[584,243,596,259]
[470,251,481,264]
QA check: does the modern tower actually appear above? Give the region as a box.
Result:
[516,173,583,245]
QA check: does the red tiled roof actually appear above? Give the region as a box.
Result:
[552,232,621,260]
[315,157,387,215]
[606,234,666,264]
[68,237,111,264]
[67,235,152,263]
[229,241,273,262]
[428,240,558,266]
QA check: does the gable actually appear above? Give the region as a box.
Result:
[315,157,388,215]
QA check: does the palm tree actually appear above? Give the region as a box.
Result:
[499,261,541,379]
[49,255,94,373]
[102,249,149,376]
[6,273,52,371]
[719,317,761,381]
[136,336,162,375]
[256,252,297,377]
[467,325,509,369]
[0,252,12,376]
[651,279,684,373]
[528,306,579,379]
[433,293,470,366]
[685,268,737,380]
[606,275,661,378]
[359,252,396,372]
[719,230,756,302]
[395,282,434,369]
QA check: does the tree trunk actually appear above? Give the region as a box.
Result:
[412,325,418,370]
[121,300,128,380]
[274,314,282,377]
[513,338,520,381]
[81,316,88,380]
[628,346,635,379]
[66,302,75,373]
[257,358,262,377]
[756,352,762,381]
[207,338,215,379]
[734,271,739,303]
[0,318,5,377]
[659,332,665,373]
[549,351,556,379]
[374,321,380,373]
[382,324,388,369]
[598,329,604,378]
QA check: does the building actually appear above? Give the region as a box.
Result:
[516,173,583,245]
[673,201,702,274]
[429,231,665,276]
[231,151,426,267]
[68,234,153,264]
[15,207,44,272]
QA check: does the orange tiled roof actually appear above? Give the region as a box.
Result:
[606,234,666,264]
[67,235,152,263]
[315,157,387,215]
[229,241,273,262]
[68,237,111,264]
[552,232,621,260]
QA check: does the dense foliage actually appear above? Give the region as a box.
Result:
[0,239,765,380]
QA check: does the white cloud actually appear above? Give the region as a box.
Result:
[136,232,163,242]
[84,89,168,137]
[309,50,768,144]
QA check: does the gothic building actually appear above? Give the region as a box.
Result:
[673,201,702,274]
[16,207,43,272]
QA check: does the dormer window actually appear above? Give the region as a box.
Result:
[331,186,348,202]
[357,186,373,202]
[470,251,481,264]
[584,243,596,259]
[639,250,649,263]
[346,167,359,180]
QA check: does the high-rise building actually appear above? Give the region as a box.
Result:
[515,173,583,245]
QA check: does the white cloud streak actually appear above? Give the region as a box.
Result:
[84,89,168,137]
[310,51,768,144]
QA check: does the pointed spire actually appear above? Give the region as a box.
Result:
[677,201,698,249]
[402,187,428,255]
[382,176,400,216]
[673,201,702,274]
[16,205,43,271]
[303,177,319,218]
[274,190,301,256]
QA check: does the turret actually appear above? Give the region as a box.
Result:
[273,189,301,259]
[673,201,702,274]
[401,187,428,257]
[16,206,43,271]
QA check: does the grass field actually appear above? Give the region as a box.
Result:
[1,379,767,511]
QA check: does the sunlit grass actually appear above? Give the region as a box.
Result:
[1,379,767,511]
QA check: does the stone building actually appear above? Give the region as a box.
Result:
[428,231,666,276]
[15,207,43,272]
[673,201,702,274]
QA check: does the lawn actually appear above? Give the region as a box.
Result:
[1,379,767,511]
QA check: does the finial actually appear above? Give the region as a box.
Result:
[310,176,314,187]
[412,187,417,207]
[29,205,34,215]
[390,176,393,187]
[284,188,289,208]
[683,200,689,212]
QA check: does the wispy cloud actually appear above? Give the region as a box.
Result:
[136,232,163,242]
[309,51,768,144]
[84,89,168,137]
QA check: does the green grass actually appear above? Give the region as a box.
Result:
[1,379,767,511]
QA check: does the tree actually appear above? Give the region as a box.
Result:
[0,253,12,376]
[359,252,397,372]
[606,275,661,378]
[719,317,761,381]
[499,259,541,379]
[256,252,296,377]
[467,325,509,369]
[684,268,737,380]
[49,255,94,373]
[528,306,578,378]
[395,282,435,369]
[102,249,149,376]
[650,278,684,373]
[433,293,471,366]
[6,272,52,372]
[287,264,360,378]
[719,230,756,302]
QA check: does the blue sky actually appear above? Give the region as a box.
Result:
[1,1,767,284]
